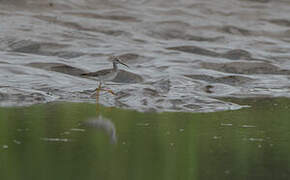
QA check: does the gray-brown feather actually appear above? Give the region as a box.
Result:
[82,69,113,77]
[81,69,118,81]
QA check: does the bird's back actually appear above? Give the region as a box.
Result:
[81,69,117,81]
[81,69,112,77]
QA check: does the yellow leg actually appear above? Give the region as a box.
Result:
[96,83,101,103]
[95,83,101,115]
[93,82,116,96]
[99,88,116,95]
[94,82,116,113]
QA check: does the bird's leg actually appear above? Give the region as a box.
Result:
[93,82,116,96]
[95,82,102,103]
[99,88,116,95]
[93,82,102,92]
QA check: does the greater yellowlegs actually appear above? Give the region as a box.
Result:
[82,55,129,96]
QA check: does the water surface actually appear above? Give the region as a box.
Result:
[1,0,290,111]
[0,98,289,179]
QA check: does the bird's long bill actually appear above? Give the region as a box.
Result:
[118,58,129,68]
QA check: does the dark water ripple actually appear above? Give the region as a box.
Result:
[0,0,290,111]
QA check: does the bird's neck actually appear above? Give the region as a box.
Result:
[113,62,118,72]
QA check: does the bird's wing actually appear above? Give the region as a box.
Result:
[81,69,112,77]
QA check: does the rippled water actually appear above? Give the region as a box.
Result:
[1,0,290,111]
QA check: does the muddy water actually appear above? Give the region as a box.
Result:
[1,98,290,179]
[1,0,290,111]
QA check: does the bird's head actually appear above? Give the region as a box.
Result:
[108,55,129,68]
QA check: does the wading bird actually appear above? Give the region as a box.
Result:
[82,55,129,100]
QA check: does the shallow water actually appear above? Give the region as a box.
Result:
[0,98,290,179]
[1,0,290,111]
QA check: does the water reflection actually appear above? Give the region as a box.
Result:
[80,97,118,144]
[82,116,117,144]
[0,99,290,179]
